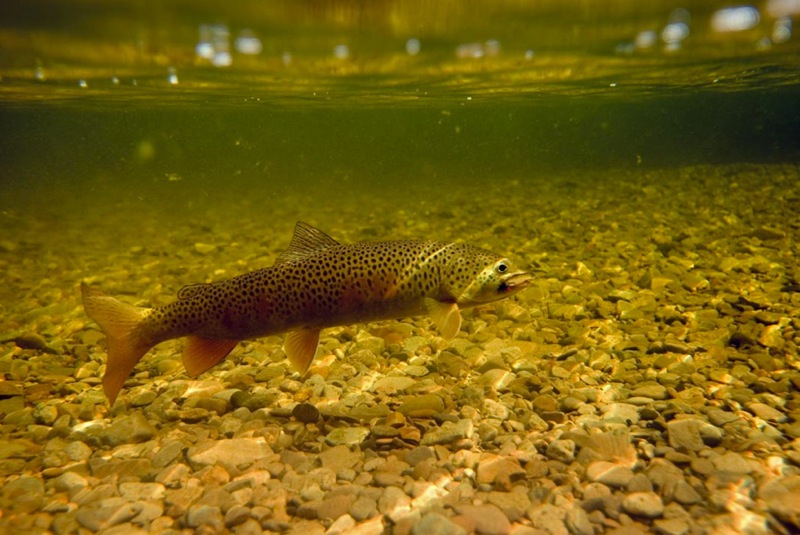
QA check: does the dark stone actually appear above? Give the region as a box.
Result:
[292,403,320,424]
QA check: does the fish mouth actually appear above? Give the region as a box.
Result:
[498,271,533,294]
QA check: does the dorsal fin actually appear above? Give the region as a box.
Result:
[275,221,340,264]
[177,283,209,300]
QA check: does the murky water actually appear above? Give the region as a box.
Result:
[2,2,799,201]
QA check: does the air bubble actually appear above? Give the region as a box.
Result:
[406,38,421,56]
[773,17,792,43]
[197,24,231,67]
[711,6,760,32]
[235,31,263,55]
[333,44,350,59]
[635,30,657,49]
[662,22,690,45]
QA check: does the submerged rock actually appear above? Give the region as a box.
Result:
[103,413,157,447]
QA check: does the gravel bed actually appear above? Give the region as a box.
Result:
[1,163,799,534]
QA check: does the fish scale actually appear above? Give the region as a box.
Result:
[82,221,532,404]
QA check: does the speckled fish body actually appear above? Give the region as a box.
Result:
[82,222,532,404]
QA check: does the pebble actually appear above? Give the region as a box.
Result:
[318,444,361,472]
[478,369,516,391]
[378,486,411,523]
[413,512,467,535]
[587,461,635,488]
[653,518,690,535]
[64,440,93,461]
[372,376,416,393]
[186,504,224,529]
[0,382,24,397]
[455,503,511,535]
[477,455,526,486]
[672,479,703,505]
[627,473,654,493]
[222,505,249,527]
[298,494,354,520]
[348,516,385,535]
[293,402,321,423]
[102,413,157,447]
[565,505,594,535]
[488,489,531,522]
[690,456,715,476]
[532,394,558,412]
[152,440,184,468]
[545,439,575,463]
[666,419,705,452]
[326,513,357,535]
[14,333,55,352]
[421,419,473,445]
[622,491,664,518]
[129,388,158,406]
[187,437,273,469]
[350,495,378,521]
[711,451,752,475]
[119,482,165,501]
[602,403,640,424]
[397,394,445,417]
[746,402,787,422]
[706,408,740,426]
[326,427,370,446]
[631,383,668,400]
[1,476,45,514]
[75,503,143,530]
[528,504,567,535]
[194,242,217,254]
[403,365,429,377]
[373,471,404,487]
[53,472,88,495]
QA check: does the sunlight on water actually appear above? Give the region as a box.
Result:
[0,0,797,108]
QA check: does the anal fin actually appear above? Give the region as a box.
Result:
[284,328,321,375]
[426,299,462,339]
[183,336,238,377]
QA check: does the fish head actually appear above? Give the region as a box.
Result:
[441,244,532,307]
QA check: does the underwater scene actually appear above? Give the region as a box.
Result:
[1,1,800,534]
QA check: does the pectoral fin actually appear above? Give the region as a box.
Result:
[426,299,462,339]
[284,328,321,374]
[183,337,238,377]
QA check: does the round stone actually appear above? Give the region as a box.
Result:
[622,491,664,518]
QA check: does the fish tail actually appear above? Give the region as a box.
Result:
[80,282,153,405]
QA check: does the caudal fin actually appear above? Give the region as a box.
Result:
[80,282,153,405]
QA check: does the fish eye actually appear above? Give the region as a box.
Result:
[496,261,508,274]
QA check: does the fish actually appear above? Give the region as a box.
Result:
[81,221,532,404]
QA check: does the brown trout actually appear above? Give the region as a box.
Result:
[82,222,532,404]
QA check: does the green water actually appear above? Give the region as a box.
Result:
[1,0,799,225]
